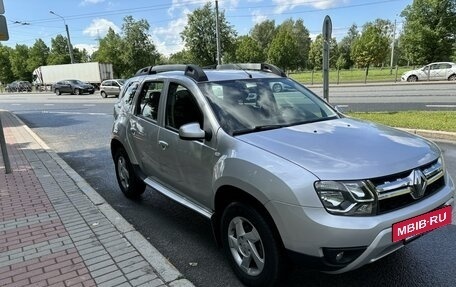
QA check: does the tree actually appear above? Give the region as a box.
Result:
[48,35,72,65]
[93,28,125,77]
[0,44,14,84]
[338,24,359,69]
[10,44,31,80]
[267,28,298,72]
[168,49,196,64]
[73,48,91,63]
[351,23,389,70]
[275,19,311,70]
[181,2,237,66]
[308,35,338,70]
[250,20,276,61]
[235,36,264,63]
[121,16,160,77]
[27,39,49,72]
[400,0,456,64]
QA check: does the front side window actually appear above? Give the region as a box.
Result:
[121,80,139,110]
[199,78,339,135]
[165,83,203,130]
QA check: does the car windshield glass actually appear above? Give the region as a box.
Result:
[199,78,339,135]
[69,80,85,85]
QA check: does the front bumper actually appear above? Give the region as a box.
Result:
[265,175,455,272]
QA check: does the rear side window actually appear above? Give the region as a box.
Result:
[136,81,164,122]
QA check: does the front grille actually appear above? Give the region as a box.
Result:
[368,159,445,214]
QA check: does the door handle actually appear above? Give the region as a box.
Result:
[158,140,168,150]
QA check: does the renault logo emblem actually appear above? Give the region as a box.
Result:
[409,169,427,199]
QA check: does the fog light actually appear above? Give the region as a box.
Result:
[323,247,367,266]
[335,252,344,262]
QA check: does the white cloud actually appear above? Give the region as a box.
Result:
[83,18,120,38]
[80,0,105,6]
[74,43,98,55]
[273,0,347,13]
[251,10,267,24]
[151,12,189,56]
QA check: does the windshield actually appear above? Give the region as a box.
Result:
[199,78,339,135]
[69,80,85,85]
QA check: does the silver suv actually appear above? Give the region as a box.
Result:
[111,64,454,286]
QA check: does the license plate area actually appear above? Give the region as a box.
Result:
[392,206,452,243]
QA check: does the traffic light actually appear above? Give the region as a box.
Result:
[0,0,9,41]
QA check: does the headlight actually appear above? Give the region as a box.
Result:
[314,181,377,216]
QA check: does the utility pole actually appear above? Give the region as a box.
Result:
[390,19,397,75]
[50,11,75,64]
[215,0,222,65]
[322,16,332,103]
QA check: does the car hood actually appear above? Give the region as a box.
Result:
[237,118,440,180]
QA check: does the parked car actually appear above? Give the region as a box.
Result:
[401,62,456,82]
[5,81,32,92]
[100,79,125,98]
[111,63,454,287]
[52,79,95,95]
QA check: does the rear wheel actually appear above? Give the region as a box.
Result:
[407,75,418,82]
[114,148,146,198]
[101,91,107,98]
[221,202,282,287]
[74,88,80,95]
[272,83,282,93]
[55,89,61,95]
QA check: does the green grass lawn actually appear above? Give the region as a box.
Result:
[347,111,456,132]
[289,67,414,84]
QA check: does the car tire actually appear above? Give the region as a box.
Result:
[407,75,418,82]
[272,83,282,93]
[101,91,107,98]
[114,148,146,198]
[448,74,456,81]
[74,88,80,95]
[55,89,61,95]
[221,202,283,287]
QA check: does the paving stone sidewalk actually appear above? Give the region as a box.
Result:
[0,110,193,287]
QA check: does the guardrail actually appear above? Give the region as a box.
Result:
[0,114,11,174]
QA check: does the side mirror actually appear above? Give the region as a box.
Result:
[179,123,206,140]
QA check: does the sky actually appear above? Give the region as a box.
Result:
[2,0,411,56]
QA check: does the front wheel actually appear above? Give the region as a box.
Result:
[55,89,61,95]
[407,75,418,82]
[114,148,146,198]
[101,91,107,98]
[74,88,80,95]
[448,74,456,81]
[221,202,283,287]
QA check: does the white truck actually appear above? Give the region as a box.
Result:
[32,62,114,89]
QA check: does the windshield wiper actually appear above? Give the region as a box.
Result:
[233,124,286,136]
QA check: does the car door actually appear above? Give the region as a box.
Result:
[156,81,217,208]
[127,80,165,177]
[429,64,445,80]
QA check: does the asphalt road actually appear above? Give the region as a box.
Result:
[0,85,455,287]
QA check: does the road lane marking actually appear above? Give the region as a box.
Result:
[44,104,55,106]
[426,105,456,108]
[41,111,110,116]
[83,104,96,106]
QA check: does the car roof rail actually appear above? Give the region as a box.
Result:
[134,64,208,82]
[215,63,286,77]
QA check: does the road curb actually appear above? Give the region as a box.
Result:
[399,128,456,143]
[8,111,194,287]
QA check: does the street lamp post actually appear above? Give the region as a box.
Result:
[50,11,75,64]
